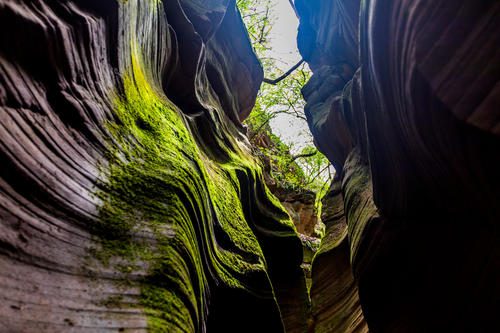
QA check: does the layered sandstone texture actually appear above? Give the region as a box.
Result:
[297,0,500,332]
[1,0,499,332]
[273,187,318,237]
[0,0,309,332]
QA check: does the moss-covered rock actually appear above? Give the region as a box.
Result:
[0,0,307,331]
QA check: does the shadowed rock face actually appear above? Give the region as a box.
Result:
[0,0,309,332]
[2,0,498,332]
[297,0,500,332]
[309,174,367,333]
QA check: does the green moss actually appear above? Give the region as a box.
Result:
[87,35,299,330]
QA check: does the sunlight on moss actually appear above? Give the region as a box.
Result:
[90,31,298,329]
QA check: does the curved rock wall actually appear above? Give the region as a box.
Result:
[309,174,367,333]
[0,0,307,331]
[298,0,500,332]
[2,0,498,331]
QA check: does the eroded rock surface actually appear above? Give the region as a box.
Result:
[0,0,307,332]
[308,174,367,333]
[2,0,499,332]
[297,0,500,332]
[271,186,318,237]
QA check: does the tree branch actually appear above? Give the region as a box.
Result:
[304,164,331,186]
[248,110,289,140]
[283,151,318,171]
[257,6,270,43]
[262,59,304,85]
[290,151,317,162]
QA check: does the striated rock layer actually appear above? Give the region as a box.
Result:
[0,0,308,332]
[297,0,500,332]
[272,187,318,237]
[308,174,367,333]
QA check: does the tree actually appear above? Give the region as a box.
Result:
[237,0,334,195]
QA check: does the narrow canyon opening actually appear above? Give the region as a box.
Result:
[0,1,498,332]
[237,0,332,296]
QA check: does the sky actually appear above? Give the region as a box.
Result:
[242,0,335,181]
[265,0,312,154]
[266,0,301,71]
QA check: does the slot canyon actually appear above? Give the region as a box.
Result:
[0,0,498,332]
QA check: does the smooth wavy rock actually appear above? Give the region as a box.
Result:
[309,174,367,333]
[0,0,307,332]
[297,0,499,331]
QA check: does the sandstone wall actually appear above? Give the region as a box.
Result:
[297,0,500,331]
[0,1,308,331]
